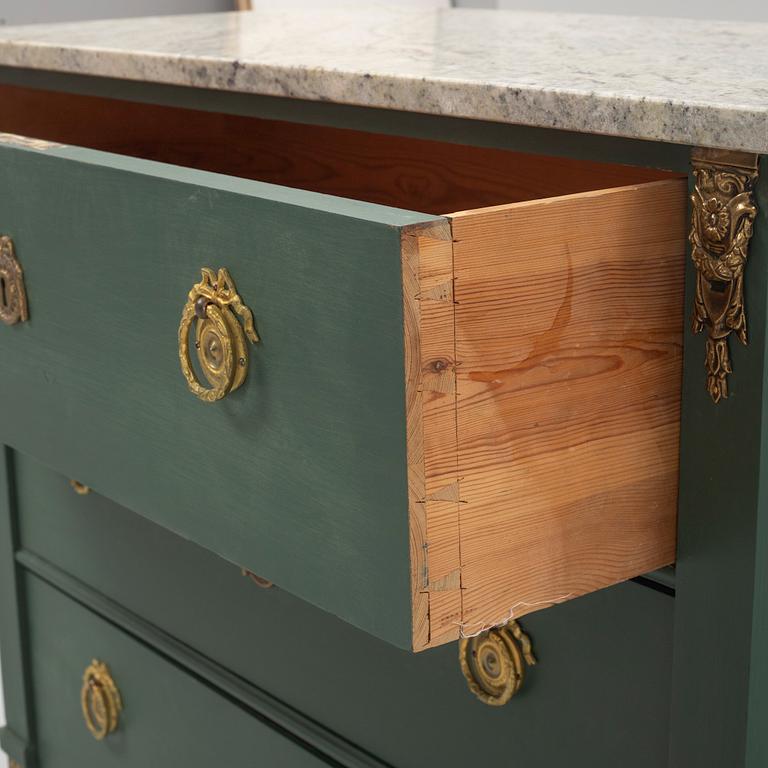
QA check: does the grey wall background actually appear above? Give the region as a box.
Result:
[493,0,768,21]
[2,0,767,25]
[0,0,444,26]
[0,0,230,25]
[0,0,762,764]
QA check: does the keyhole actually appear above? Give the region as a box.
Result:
[0,276,7,308]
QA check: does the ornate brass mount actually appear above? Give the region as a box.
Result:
[459,620,537,706]
[178,268,258,402]
[0,235,28,326]
[81,660,123,741]
[690,149,759,403]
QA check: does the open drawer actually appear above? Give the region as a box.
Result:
[0,87,686,650]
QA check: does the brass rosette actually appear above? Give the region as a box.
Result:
[459,620,537,706]
[81,660,123,740]
[178,267,258,402]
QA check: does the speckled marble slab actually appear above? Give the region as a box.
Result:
[0,8,766,152]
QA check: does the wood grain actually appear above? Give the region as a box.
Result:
[0,84,676,216]
[401,221,461,650]
[448,180,686,635]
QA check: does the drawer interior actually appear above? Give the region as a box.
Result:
[0,83,677,215]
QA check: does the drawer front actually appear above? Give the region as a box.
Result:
[0,134,442,649]
[23,573,329,768]
[15,453,675,768]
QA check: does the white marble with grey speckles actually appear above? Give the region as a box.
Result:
[0,8,766,152]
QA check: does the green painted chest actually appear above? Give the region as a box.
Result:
[0,13,767,768]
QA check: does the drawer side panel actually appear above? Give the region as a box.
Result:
[450,179,686,635]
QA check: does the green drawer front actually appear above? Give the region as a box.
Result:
[0,135,442,649]
[15,452,675,768]
[23,573,329,768]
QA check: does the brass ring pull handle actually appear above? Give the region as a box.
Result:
[178,268,258,402]
[0,235,28,326]
[459,620,537,706]
[81,660,122,740]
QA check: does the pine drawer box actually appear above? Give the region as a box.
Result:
[0,84,686,651]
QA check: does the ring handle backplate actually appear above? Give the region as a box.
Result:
[178,268,258,402]
[81,660,122,741]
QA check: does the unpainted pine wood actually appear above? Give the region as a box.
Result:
[0,84,677,216]
[402,221,462,650]
[448,179,686,635]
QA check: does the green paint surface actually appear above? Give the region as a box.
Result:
[670,160,768,768]
[0,449,35,766]
[24,574,329,767]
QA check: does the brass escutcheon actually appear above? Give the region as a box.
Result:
[81,660,122,741]
[178,268,258,402]
[0,235,28,326]
[459,620,537,706]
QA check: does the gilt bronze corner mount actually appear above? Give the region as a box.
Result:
[690,148,759,403]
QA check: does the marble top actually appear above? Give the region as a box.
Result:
[0,8,766,152]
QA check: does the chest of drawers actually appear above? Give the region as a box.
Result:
[0,8,767,768]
